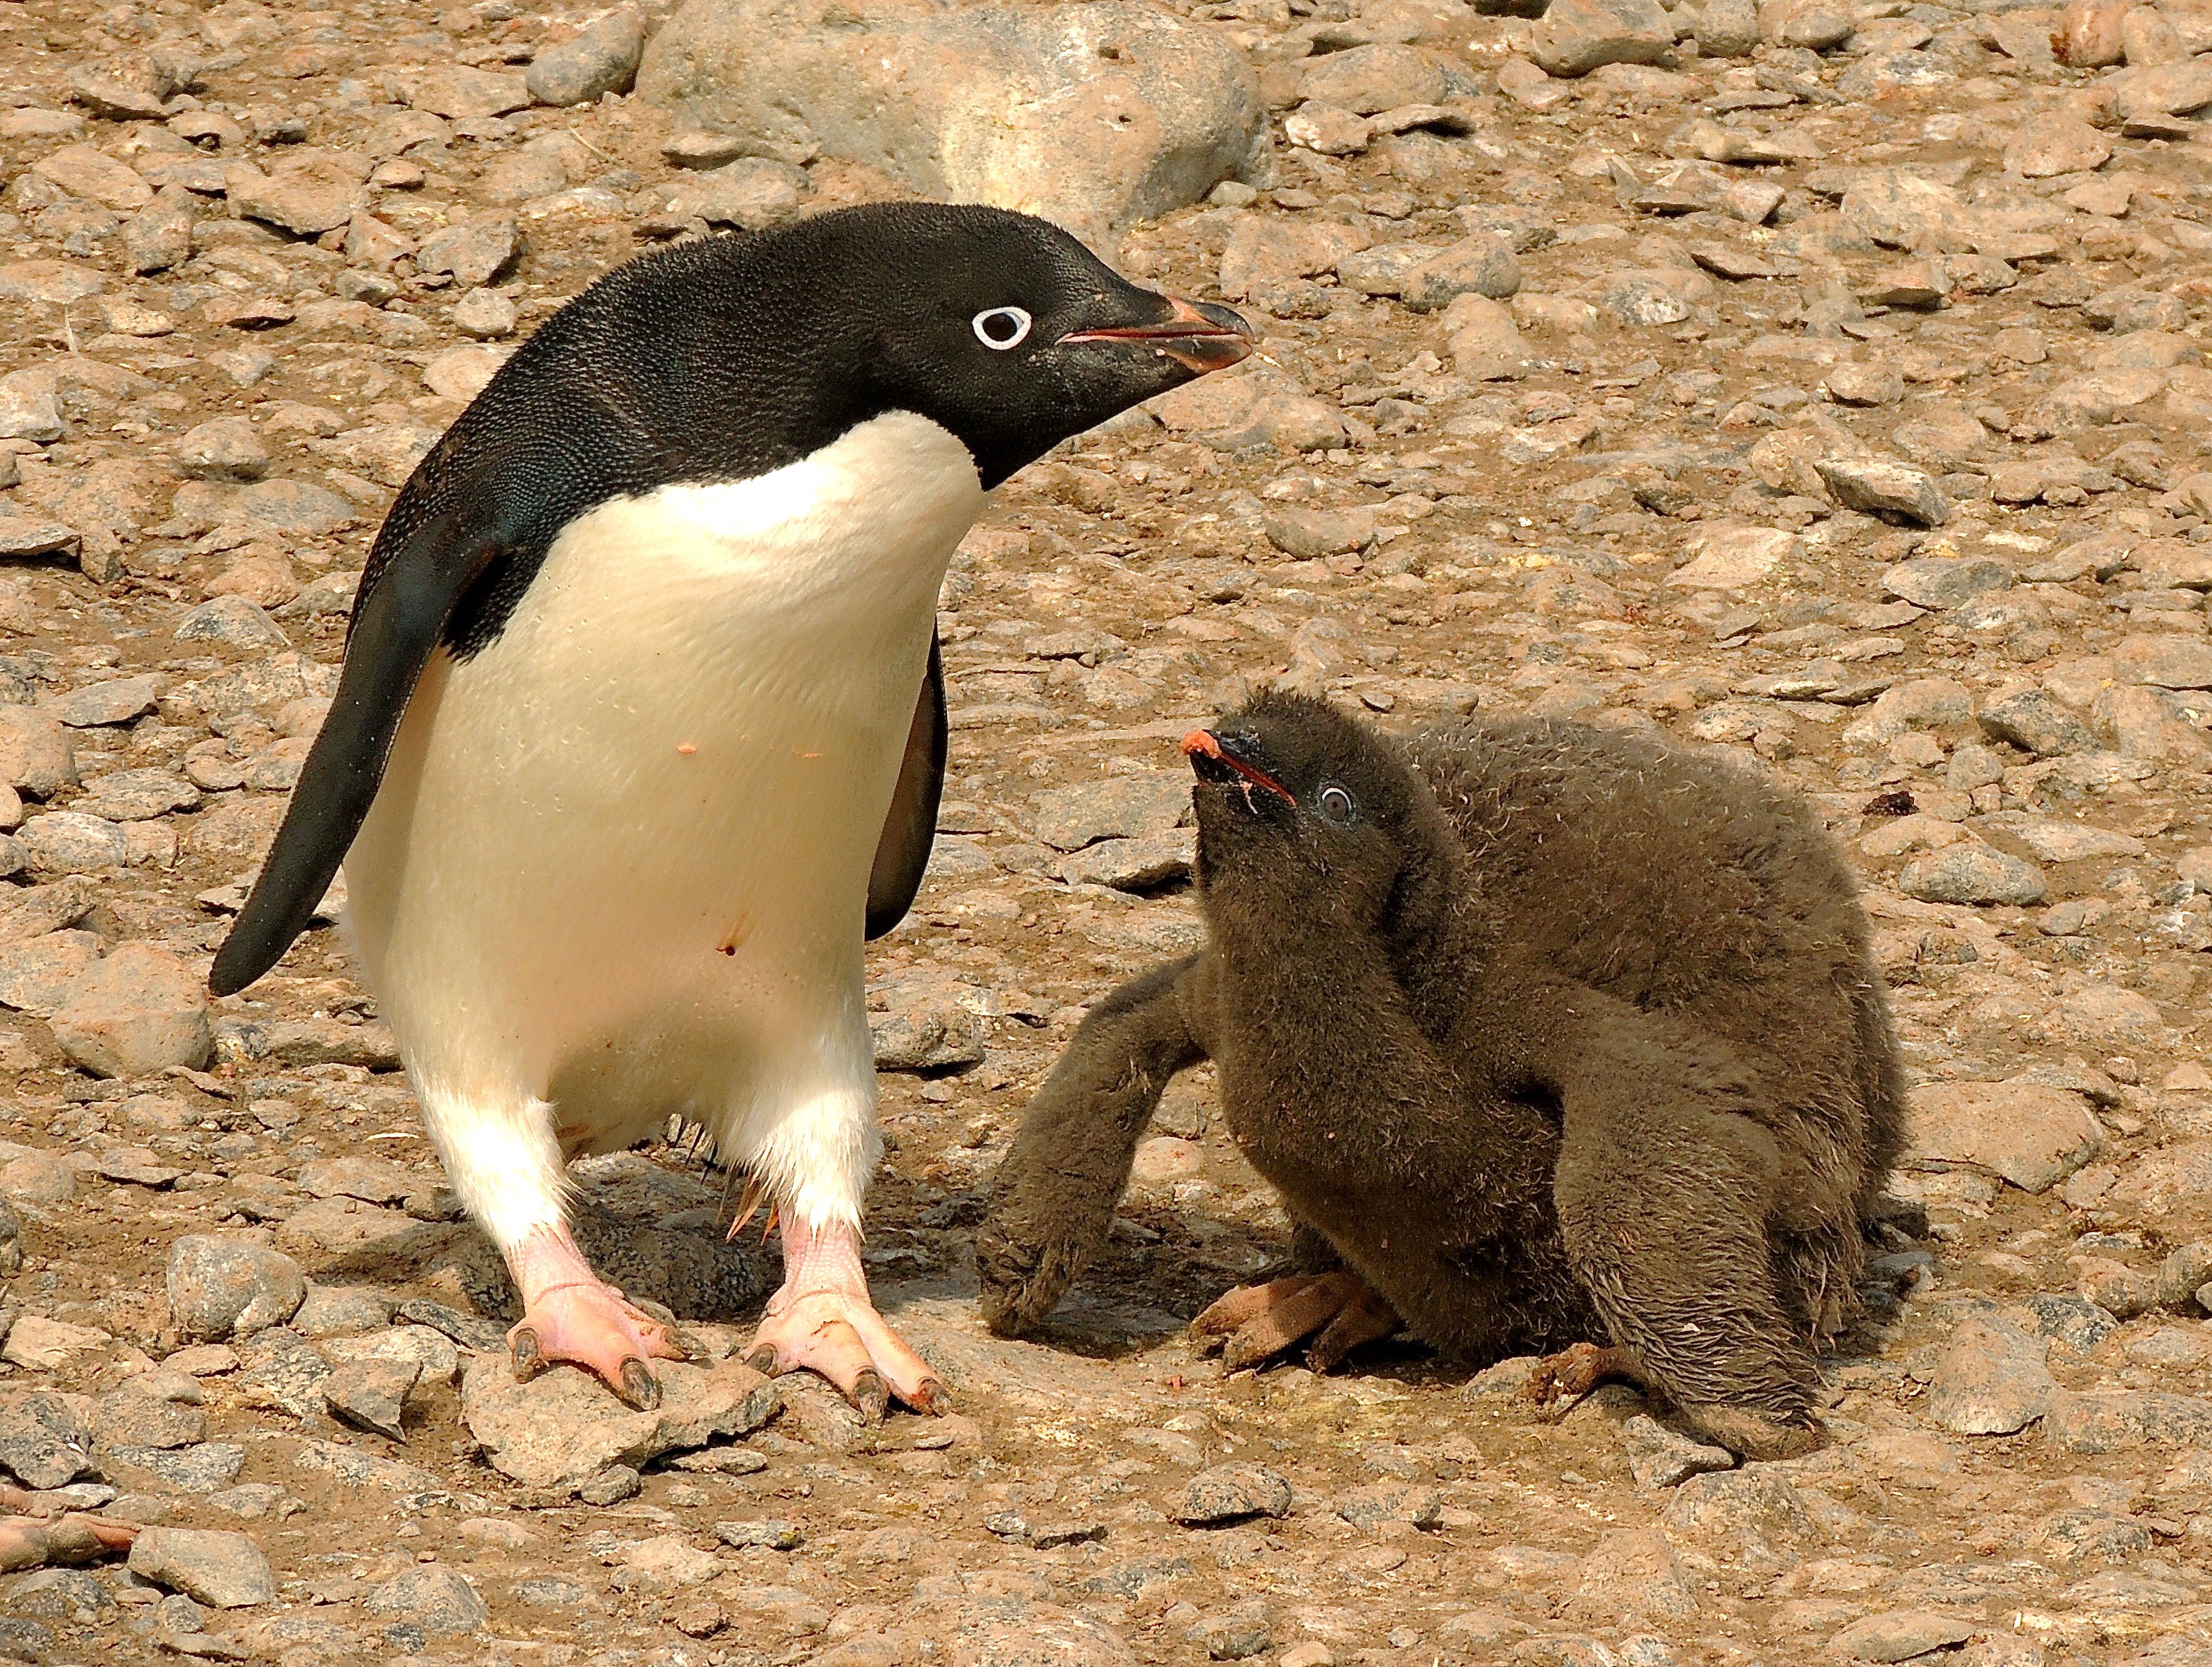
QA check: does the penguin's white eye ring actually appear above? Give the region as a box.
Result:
[1318,785,1356,822]
[972,307,1033,350]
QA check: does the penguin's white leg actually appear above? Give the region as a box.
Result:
[723,1026,945,1420]
[420,1082,687,1409]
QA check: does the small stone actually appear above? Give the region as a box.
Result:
[1264,505,1376,558]
[1171,1462,1293,1525]
[1564,1527,1699,1625]
[1056,830,1194,891]
[415,215,519,288]
[173,598,290,659]
[2113,633,2212,691]
[450,289,517,340]
[17,812,125,875]
[0,711,73,802]
[526,8,645,107]
[321,1356,421,1441]
[1696,0,1760,56]
[0,260,106,306]
[1928,1315,2058,1434]
[1283,103,1371,157]
[0,376,64,444]
[126,1527,276,1609]
[1299,44,1445,113]
[0,1391,96,1488]
[663,130,753,170]
[461,1355,780,1488]
[112,1440,245,1494]
[1033,777,1188,851]
[1899,845,2046,908]
[2003,119,2113,181]
[407,65,531,120]
[1531,0,1674,77]
[714,1518,803,1551]
[1977,690,2093,758]
[363,1566,488,1635]
[1831,1611,1976,1663]
[1335,1480,1441,1529]
[1816,458,1952,526]
[1400,236,1522,310]
[0,932,103,1017]
[49,673,163,727]
[2045,1389,2212,1453]
[172,419,270,483]
[1189,1605,1273,1660]
[31,144,152,211]
[578,1463,642,1505]
[1881,558,2011,610]
[1827,364,1906,407]
[165,1236,306,1342]
[123,185,196,275]
[660,158,806,230]
[0,518,79,560]
[50,942,212,1076]
[1668,527,1798,591]
[422,346,510,405]
[869,977,987,1071]
[1617,1414,1734,1488]
[98,1145,182,1188]
[229,154,365,238]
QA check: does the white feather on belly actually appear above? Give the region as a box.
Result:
[343,410,987,1250]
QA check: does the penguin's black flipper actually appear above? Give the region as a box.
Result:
[209,520,507,997]
[863,629,946,941]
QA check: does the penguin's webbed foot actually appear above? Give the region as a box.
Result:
[1526,1341,1643,1410]
[745,1216,946,1422]
[506,1224,693,1410]
[1191,1272,1402,1373]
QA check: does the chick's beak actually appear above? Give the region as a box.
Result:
[1061,295,1257,376]
[1182,728,1295,807]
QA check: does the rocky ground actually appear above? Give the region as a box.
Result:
[1,0,2211,1663]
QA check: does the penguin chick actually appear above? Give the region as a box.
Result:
[979,692,1906,1460]
[209,203,1254,1419]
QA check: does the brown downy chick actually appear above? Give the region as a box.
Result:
[979,691,1906,1461]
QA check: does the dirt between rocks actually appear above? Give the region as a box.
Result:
[4,0,2212,1663]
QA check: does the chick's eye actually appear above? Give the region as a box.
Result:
[1318,785,1356,822]
[972,307,1033,350]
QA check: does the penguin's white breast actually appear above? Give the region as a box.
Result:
[344,409,987,1107]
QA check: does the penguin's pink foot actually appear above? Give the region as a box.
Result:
[1527,1341,1643,1407]
[1192,1271,1403,1372]
[743,1217,945,1422]
[506,1224,690,1410]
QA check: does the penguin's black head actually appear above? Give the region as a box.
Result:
[1183,692,1453,937]
[833,203,1254,486]
[594,202,1254,491]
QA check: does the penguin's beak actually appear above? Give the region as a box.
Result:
[1182,728,1295,809]
[1061,296,1257,375]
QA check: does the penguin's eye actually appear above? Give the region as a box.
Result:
[972,307,1033,351]
[1317,785,1357,824]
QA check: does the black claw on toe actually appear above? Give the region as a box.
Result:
[510,1328,545,1384]
[853,1368,889,1425]
[742,1345,779,1377]
[617,1358,662,1411]
[912,1377,950,1417]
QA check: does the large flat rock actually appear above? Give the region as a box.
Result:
[462,1355,781,1487]
[636,0,1266,245]
[1902,1080,2105,1194]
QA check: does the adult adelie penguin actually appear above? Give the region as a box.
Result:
[210,203,1254,1419]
